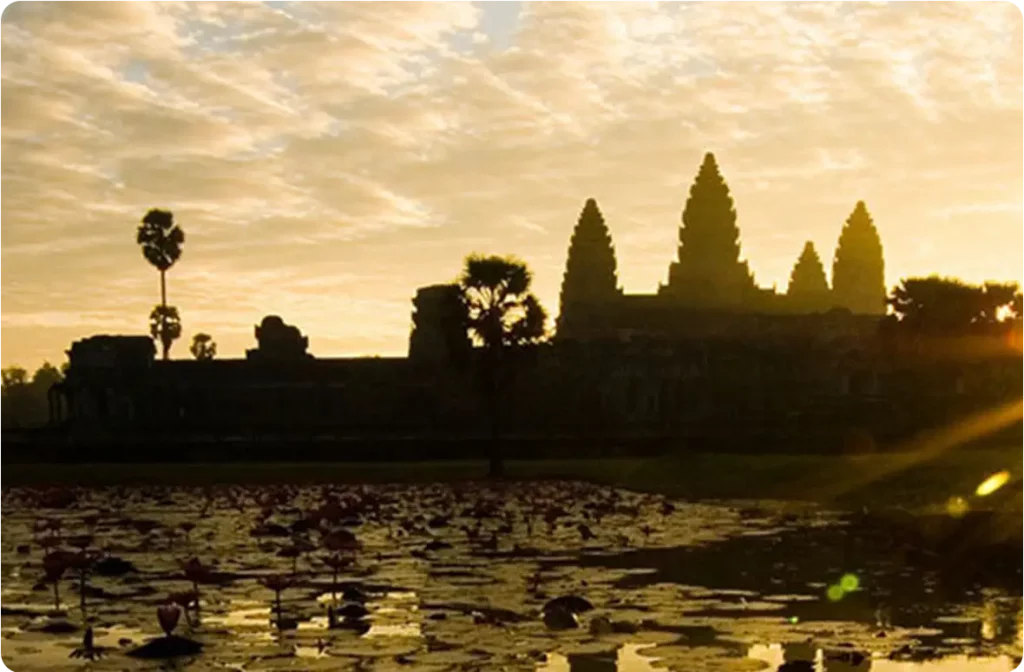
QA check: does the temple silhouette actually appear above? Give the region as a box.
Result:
[40,154,1020,459]
[557,154,885,343]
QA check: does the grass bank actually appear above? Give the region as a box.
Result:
[3,447,1019,513]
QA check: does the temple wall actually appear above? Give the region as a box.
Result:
[52,332,1021,450]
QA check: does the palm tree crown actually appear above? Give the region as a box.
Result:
[460,255,546,349]
[137,209,185,273]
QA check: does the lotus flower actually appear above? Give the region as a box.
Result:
[68,550,98,612]
[259,574,292,628]
[323,554,352,600]
[277,545,301,574]
[168,590,199,627]
[42,552,68,610]
[181,557,212,589]
[157,604,181,637]
[259,573,292,593]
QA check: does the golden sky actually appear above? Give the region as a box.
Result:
[2,1,1022,369]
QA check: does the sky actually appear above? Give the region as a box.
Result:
[2,1,1022,369]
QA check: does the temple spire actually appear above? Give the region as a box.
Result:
[557,198,620,337]
[662,152,754,307]
[786,241,831,312]
[832,201,885,315]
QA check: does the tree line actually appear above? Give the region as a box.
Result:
[1,362,63,428]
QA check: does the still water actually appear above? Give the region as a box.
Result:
[1,482,1019,670]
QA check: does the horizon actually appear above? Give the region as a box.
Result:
[2,2,1022,370]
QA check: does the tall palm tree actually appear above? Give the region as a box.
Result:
[137,209,185,359]
[149,306,182,360]
[459,254,547,477]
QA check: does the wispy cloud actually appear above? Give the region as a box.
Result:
[2,1,1021,368]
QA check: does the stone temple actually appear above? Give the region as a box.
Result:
[556,152,887,344]
[34,153,1018,459]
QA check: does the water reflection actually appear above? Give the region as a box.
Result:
[980,594,1022,646]
[540,641,1018,671]
[540,644,659,671]
[2,483,1019,671]
[364,622,420,638]
[747,642,1018,672]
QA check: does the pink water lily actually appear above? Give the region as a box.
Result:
[259,574,292,628]
[157,604,181,637]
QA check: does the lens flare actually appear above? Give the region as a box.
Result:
[826,585,845,602]
[946,496,969,518]
[840,573,860,592]
[975,470,1011,497]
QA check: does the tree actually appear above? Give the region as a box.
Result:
[786,241,831,312]
[557,198,620,337]
[2,363,64,427]
[459,254,547,477]
[190,333,217,360]
[888,276,1020,334]
[1,367,30,427]
[31,362,62,390]
[149,305,182,359]
[30,363,62,426]
[832,201,885,315]
[1,366,28,389]
[136,208,185,360]
[664,152,754,306]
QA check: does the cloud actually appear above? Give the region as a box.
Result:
[2,1,1021,367]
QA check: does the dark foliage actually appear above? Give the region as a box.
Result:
[149,305,182,360]
[189,333,217,361]
[888,276,1020,334]
[459,254,547,476]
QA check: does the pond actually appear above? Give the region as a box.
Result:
[1,481,1019,671]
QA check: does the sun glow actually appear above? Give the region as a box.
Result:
[813,398,1023,504]
[975,470,1011,497]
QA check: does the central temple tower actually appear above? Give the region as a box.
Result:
[661,152,755,309]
